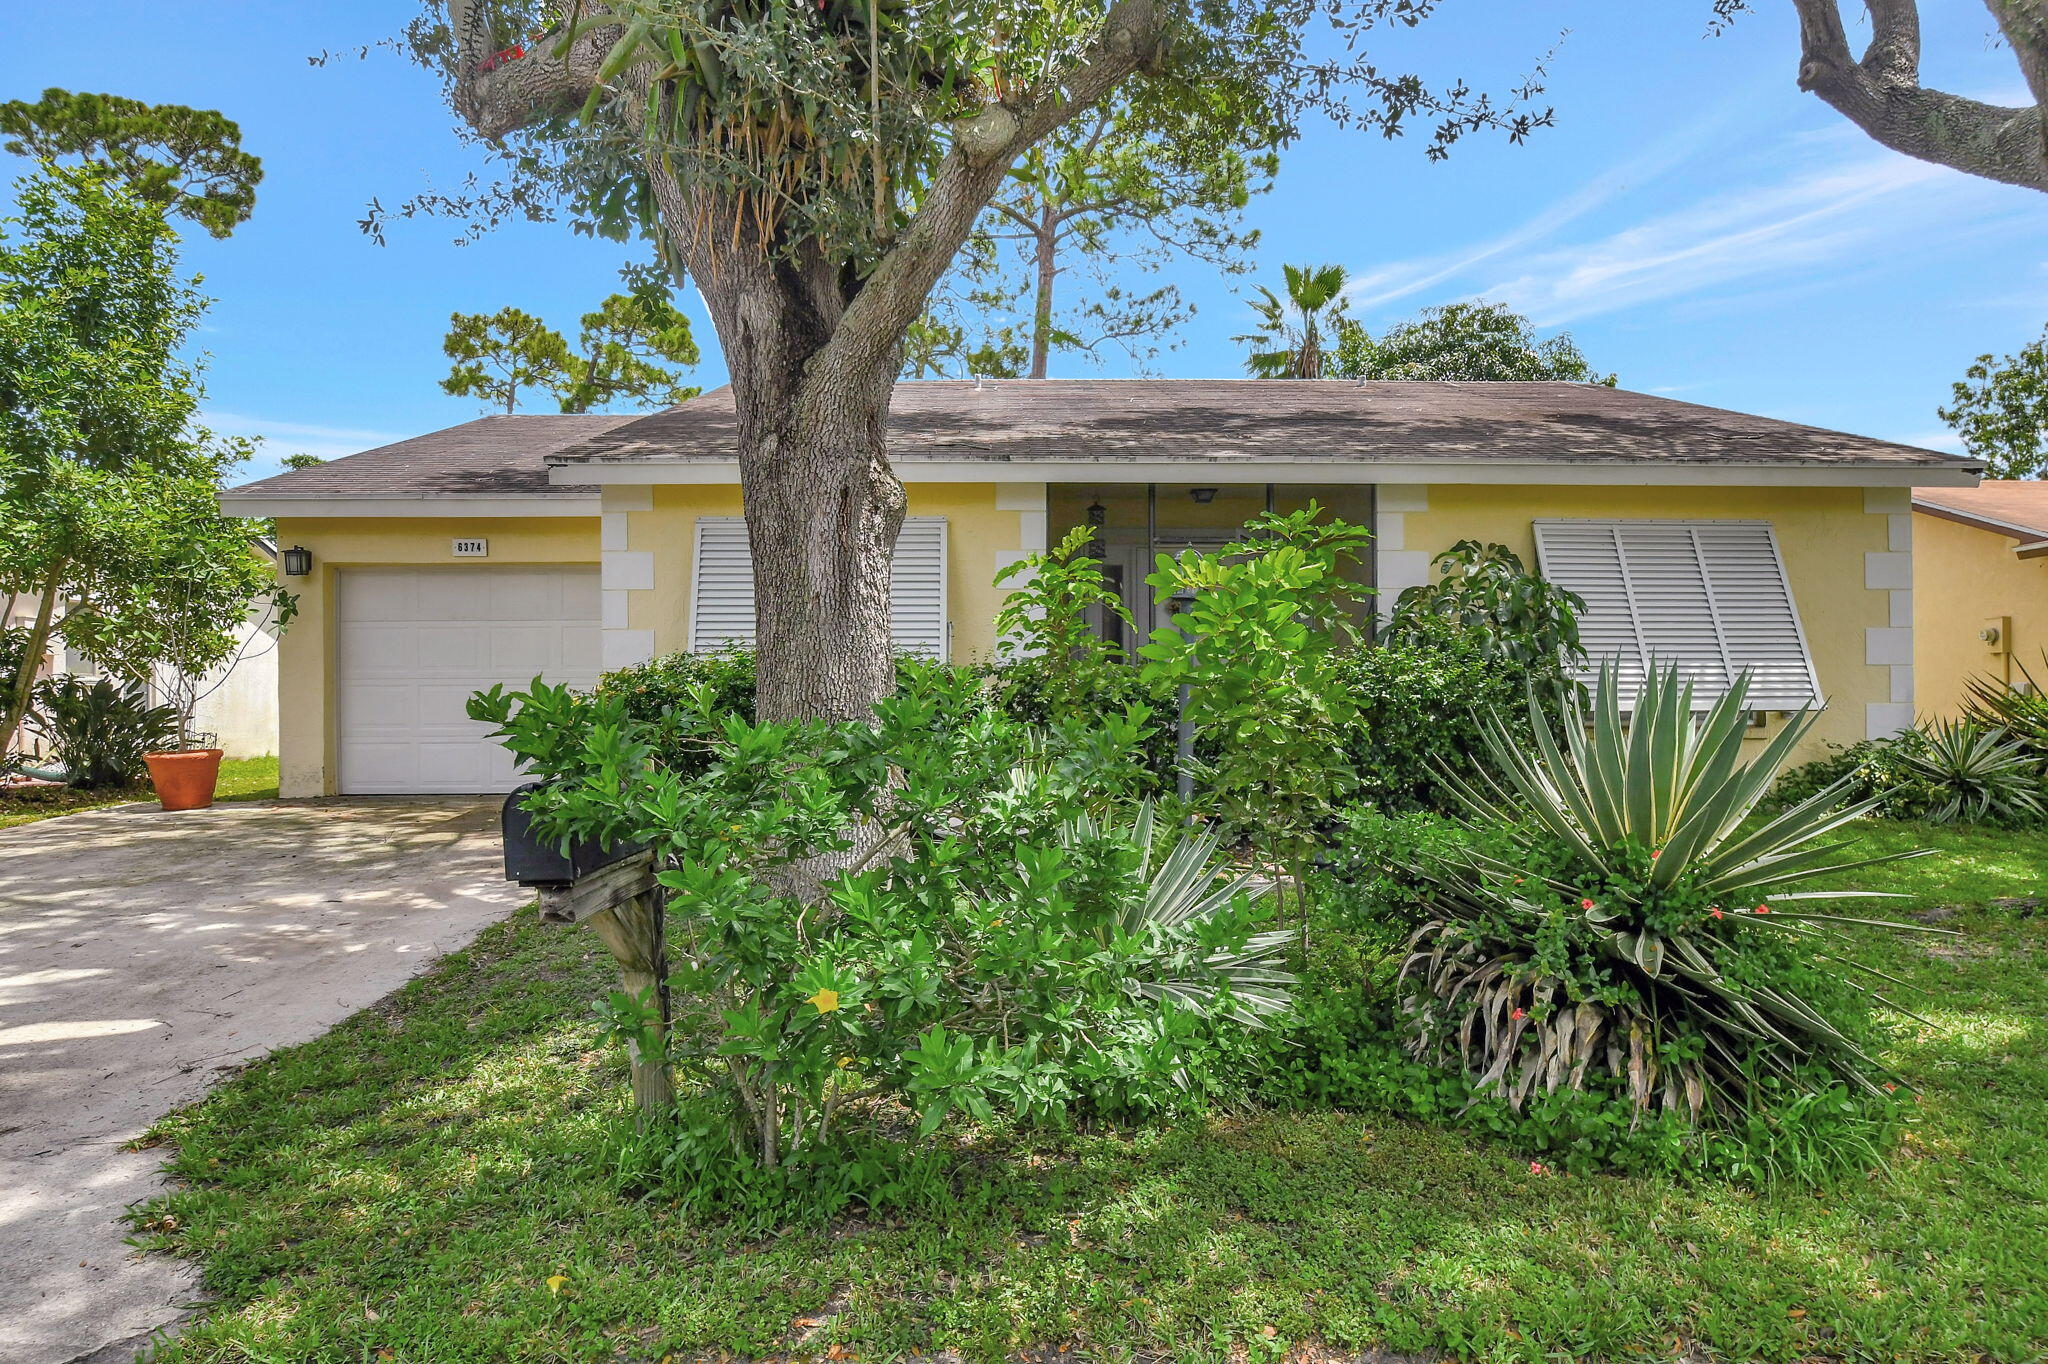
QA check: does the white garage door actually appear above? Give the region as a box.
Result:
[337,567,602,795]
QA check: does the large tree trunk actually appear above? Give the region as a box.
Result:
[737,370,906,724]
[442,0,1158,735]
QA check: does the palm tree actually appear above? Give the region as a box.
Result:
[1234,263,1352,378]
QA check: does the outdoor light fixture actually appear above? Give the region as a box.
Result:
[281,545,312,577]
[1086,500,1106,526]
[1189,487,1218,504]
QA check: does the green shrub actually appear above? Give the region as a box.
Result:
[27,675,179,788]
[1381,539,1588,683]
[1330,623,1532,813]
[471,667,1285,1206]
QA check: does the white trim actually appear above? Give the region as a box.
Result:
[994,482,1048,512]
[1372,484,1429,621]
[602,629,656,669]
[600,550,654,592]
[601,485,653,512]
[1864,550,1912,591]
[1864,487,1913,514]
[1866,498,1914,738]
[222,495,600,518]
[546,461,1976,489]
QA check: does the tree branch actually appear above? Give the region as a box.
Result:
[808,0,1160,395]
[445,5,627,142]
[1790,0,2048,191]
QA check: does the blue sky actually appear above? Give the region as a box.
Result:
[8,2,2046,484]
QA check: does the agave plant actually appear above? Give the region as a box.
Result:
[1898,716,2048,826]
[1065,800,1296,1027]
[1959,653,2048,764]
[1402,663,1942,1125]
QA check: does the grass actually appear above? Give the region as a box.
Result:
[132,820,2047,1363]
[0,755,279,829]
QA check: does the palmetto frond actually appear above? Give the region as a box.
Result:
[1066,800,1295,1026]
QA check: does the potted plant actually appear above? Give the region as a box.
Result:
[143,728,224,810]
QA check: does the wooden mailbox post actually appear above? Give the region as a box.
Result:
[534,850,674,1118]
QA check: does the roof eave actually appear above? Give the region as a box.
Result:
[544,456,1980,489]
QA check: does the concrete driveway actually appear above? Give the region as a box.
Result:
[0,797,529,1364]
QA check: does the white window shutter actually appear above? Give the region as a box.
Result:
[889,517,949,660]
[689,517,757,652]
[1533,520,1818,709]
[690,515,949,660]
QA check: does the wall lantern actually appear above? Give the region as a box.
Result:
[281,545,312,577]
[1188,487,1218,504]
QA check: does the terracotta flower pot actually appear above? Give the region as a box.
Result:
[143,748,224,812]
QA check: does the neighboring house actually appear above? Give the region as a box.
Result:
[218,380,1979,799]
[1911,481,2048,717]
[2,564,282,764]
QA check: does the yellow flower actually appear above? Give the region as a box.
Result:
[545,1274,569,1295]
[808,988,841,1014]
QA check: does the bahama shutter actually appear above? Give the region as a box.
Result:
[888,516,949,659]
[690,515,949,659]
[689,517,758,652]
[1532,519,1819,710]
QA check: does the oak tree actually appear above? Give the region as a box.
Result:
[1337,300,1614,384]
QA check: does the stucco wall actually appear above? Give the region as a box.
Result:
[1913,512,2048,719]
[605,482,1042,667]
[271,479,1909,792]
[270,516,600,797]
[1393,483,1905,763]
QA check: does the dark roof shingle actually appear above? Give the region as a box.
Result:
[228,413,631,499]
[552,380,1977,471]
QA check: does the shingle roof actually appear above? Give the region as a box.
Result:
[550,380,1978,471]
[226,381,1978,504]
[1913,480,2048,541]
[228,413,631,499]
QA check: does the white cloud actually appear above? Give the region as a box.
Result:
[201,411,412,463]
[1345,100,1748,315]
[1479,154,1959,326]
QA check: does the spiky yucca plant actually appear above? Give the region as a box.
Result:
[1402,664,1942,1125]
[1960,652,2048,763]
[1899,717,2047,825]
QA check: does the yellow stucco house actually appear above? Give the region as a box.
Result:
[219,379,1979,798]
[1912,481,2048,717]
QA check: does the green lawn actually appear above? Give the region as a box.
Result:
[0,755,278,829]
[132,820,2048,1363]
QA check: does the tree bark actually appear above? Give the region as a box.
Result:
[1029,204,1058,380]
[1789,0,2048,192]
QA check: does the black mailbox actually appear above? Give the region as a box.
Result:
[501,781,648,888]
